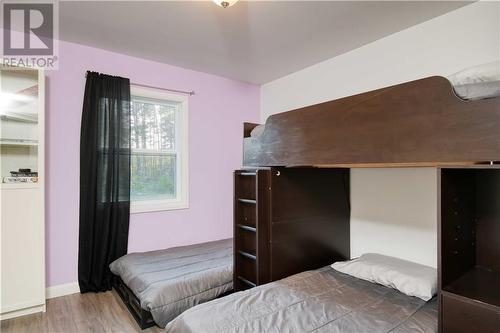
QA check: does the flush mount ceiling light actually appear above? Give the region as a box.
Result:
[213,0,239,8]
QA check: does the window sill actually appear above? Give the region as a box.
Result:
[130,199,188,214]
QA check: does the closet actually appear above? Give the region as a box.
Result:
[0,67,45,319]
[233,167,350,291]
[439,167,500,333]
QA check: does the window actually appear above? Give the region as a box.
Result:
[129,86,188,213]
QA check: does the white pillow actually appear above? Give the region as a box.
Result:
[331,253,437,301]
[250,124,265,138]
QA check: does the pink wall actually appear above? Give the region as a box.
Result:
[45,41,260,287]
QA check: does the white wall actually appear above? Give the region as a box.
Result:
[261,2,500,268]
[350,168,437,267]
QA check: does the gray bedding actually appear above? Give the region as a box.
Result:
[109,238,233,327]
[165,266,437,333]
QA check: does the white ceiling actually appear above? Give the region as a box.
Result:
[59,1,471,84]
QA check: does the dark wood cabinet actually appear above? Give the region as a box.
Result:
[439,168,500,332]
[233,167,350,292]
[441,292,500,333]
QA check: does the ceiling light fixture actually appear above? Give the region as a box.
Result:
[213,0,239,8]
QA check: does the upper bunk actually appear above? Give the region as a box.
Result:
[243,74,500,168]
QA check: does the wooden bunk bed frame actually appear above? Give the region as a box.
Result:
[240,76,500,333]
[244,76,500,168]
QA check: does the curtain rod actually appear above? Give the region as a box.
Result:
[84,73,195,96]
[131,82,195,96]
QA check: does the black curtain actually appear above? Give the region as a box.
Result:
[78,71,131,292]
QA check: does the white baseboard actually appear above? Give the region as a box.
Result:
[46,282,80,299]
[0,304,45,320]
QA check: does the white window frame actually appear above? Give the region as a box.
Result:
[129,86,189,213]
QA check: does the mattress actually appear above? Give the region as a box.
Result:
[165,266,438,333]
[109,238,233,327]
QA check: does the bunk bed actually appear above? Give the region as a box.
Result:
[170,74,499,333]
[241,75,500,333]
[243,75,500,168]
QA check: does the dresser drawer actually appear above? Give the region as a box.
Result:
[442,292,500,333]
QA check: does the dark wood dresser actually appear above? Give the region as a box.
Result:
[439,168,500,333]
[233,167,350,291]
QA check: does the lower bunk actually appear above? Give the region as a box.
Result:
[109,238,233,328]
[165,263,438,333]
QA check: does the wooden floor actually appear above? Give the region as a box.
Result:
[1,291,163,333]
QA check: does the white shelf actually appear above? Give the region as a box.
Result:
[0,183,39,190]
[0,140,39,147]
[1,66,45,319]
